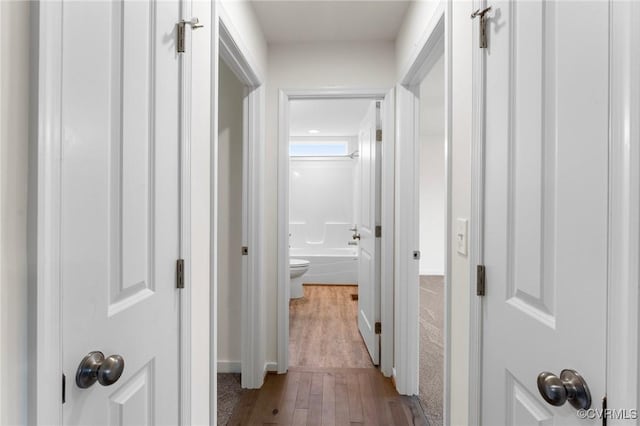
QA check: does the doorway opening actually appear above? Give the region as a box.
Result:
[417,49,445,426]
[216,57,247,423]
[215,20,265,425]
[287,98,379,369]
[277,90,395,376]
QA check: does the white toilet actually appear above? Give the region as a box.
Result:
[289,258,310,299]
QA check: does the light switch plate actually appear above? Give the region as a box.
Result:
[456,218,468,256]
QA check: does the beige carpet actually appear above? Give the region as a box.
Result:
[419,275,444,426]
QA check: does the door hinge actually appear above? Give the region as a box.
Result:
[242,246,249,256]
[602,395,607,426]
[62,374,66,404]
[375,225,382,238]
[470,6,491,49]
[477,264,486,296]
[376,129,382,142]
[176,17,204,53]
[176,259,185,289]
[375,322,382,334]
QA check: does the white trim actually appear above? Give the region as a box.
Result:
[395,10,452,421]
[187,0,213,423]
[217,19,264,390]
[399,1,445,88]
[468,0,487,423]
[394,84,420,396]
[277,90,290,374]
[380,88,396,378]
[210,2,219,421]
[277,89,395,376]
[217,361,242,374]
[179,1,194,423]
[34,1,63,423]
[263,362,278,374]
[419,269,445,277]
[607,0,640,420]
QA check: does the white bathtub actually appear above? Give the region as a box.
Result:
[290,248,358,285]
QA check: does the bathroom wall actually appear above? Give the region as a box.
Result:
[289,136,358,253]
[419,54,445,276]
[1,2,30,424]
[217,60,244,371]
[265,40,397,364]
[290,157,356,251]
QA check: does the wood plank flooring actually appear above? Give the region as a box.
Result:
[226,367,428,426]
[226,286,428,425]
[289,285,373,368]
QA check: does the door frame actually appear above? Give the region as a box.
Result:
[395,0,452,418]
[468,0,640,423]
[277,89,395,377]
[214,8,266,390]
[32,1,213,423]
[606,0,640,418]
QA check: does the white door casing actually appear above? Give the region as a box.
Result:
[60,1,181,424]
[481,1,609,424]
[358,101,382,365]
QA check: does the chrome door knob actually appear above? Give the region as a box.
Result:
[76,351,125,388]
[537,369,591,410]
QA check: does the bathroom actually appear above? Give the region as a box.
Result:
[287,98,380,368]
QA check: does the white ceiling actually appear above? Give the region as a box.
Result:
[251,1,411,43]
[289,99,373,136]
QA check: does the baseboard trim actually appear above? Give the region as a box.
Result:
[419,270,445,277]
[263,361,278,377]
[391,367,398,391]
[217,360,241,374]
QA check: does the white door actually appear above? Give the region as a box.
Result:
[61,1,182,424]
[481,1,609,424]
[357,101,382,365]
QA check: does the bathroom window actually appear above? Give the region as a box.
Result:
[289,141,349,157]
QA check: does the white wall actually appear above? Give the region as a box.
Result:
[219,0,268,83]
[395,0,441,79]
[217,60,244,370]
[396,2,473,425]
[265,40,396,363]
[419,54,445,276]
[0,2,30,425]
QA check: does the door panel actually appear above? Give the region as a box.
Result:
[482,1,608,424]
[61,1,181,424]
[358,101,381,365]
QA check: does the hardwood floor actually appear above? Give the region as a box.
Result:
[226,367,428,425]
[289,285,373,368]
[225,286,428,425]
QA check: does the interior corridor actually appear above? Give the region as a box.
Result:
[226,367,427,425]
[289,285,373,369]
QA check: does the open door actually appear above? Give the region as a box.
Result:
[357,101,382,365]
[480,1,608,423]
[59,1,182,423]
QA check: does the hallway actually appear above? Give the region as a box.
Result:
[226,367,427,425]
[289,285,373,368]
